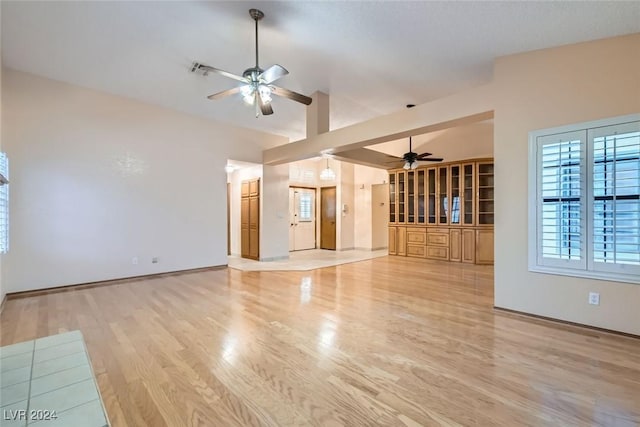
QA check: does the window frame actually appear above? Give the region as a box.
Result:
[528,113,640,285]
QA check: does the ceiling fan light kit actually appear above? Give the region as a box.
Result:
[387,136,444,169]
[192,9,312,117]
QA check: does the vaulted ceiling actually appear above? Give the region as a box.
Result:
[2,1,640,143]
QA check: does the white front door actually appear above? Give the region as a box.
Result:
[289,188,316,251]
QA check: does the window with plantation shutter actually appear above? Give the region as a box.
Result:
[590,122,640,274]
[538,131,585,269]
[529,115,640,284]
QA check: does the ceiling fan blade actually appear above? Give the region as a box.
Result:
[207,86,242,100]
[259,64,289,84]
[257,93,274,115]
[416,152,433,158]
[195,63,247,83]
[418,157,444,162]
[271,85,313,105]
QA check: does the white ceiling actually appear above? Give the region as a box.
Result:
[2,1,640,143]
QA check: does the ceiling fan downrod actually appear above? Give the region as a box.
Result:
[249,9,264,69]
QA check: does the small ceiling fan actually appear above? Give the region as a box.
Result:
[387,136,443,169]
[191,8,312,117]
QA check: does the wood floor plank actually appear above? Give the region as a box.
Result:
[1,256,639,426]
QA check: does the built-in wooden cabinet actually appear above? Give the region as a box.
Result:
[450,228,462,262]
[475,229,494,265]
[462,229,476,263]
[388,158,494,265]
[388,226,406,256]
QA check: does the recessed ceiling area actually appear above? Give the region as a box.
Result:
[330,120,493,169]
[371,120,493,165]
[2,1,639,142]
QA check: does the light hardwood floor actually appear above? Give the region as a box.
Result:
[1,256,639,426]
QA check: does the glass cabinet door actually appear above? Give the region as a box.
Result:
[417,170,425,224]
[450,165,461,224]
[477,162,494,225]
[407,171,415,223]
[389,172,396,223]
[398,172,406,223]
[438,167,448,224]
[463,164,474,225]
[428,168,436,224]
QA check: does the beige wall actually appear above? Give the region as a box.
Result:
[261,164,289,261]
[2,70,286,292]
[338,162,355,251]
[493,34,640,335]
[354,165,388,250]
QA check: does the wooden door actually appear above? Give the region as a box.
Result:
[396,226,406,256]
[476,229,494,265]
[241,178,260,260]
[320,187,336,250]
[437,166,449,225]
[249,179,259,196]
[241,197,250,258]
[388,227,397,255]
[388,173,397,224]
[450,228,462,262]
[462,229,476,263]
[249,196,259,259]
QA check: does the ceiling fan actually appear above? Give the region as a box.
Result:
[387,136,443,169]
[191,8,312,117]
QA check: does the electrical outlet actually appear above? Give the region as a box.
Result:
[151,257,159,264]
[588,292,600,306]
[132,257,138,265]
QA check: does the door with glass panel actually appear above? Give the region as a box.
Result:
[438,166,449,224]
[427,168,437,224]
[450,165,461,225]
[462,163,475,226]
[289,187,316,251]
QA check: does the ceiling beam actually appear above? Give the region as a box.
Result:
[331,148,399,170]
[263,83,495,165]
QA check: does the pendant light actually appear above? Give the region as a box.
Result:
[320,159,336,181]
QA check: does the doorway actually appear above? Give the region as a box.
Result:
[289,187,316,251]
[320,186,337,250]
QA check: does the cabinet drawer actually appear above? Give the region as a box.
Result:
[406,227,426,233]
[406,231,426,244]
[406,244,426,258]
[426,246,449,260]
[427,232,449,246]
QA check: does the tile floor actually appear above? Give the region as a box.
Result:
[0,331,108,427]
[228,248,388,271]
